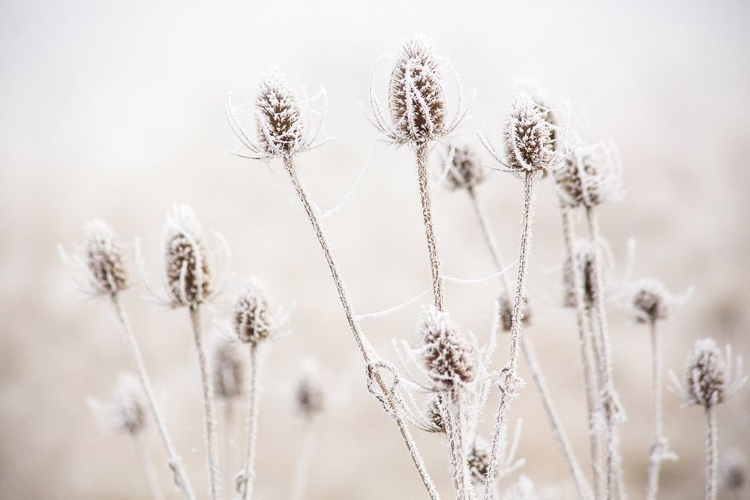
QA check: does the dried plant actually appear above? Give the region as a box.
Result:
[290,362,325,500]
[720,448,748,497]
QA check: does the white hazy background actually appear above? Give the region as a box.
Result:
[1,0,749,498]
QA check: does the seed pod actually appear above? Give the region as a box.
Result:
[685,338,727,409]
[255,67,303,158]
[443,141,486,191]
[467,437,491,482]
[555,141,622,208]
[163,205,211,307]
[295,365,325,419]
[84,219,128,295]
[112,373,146,435]
[212,339,245,401]
[389,35,446,145]
[504,92,556,173]
[233,278,273,346]
[633,279,671,324]
[498,291,532,332]
[418,306,476,389]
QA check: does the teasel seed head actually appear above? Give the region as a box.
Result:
[442,140,486,191]
[513,77,558,145]
[562,240,598,309]
[423,394,446,433]
[295,364,325,419]
[389,35,446,145]
[255,67,304,158]
[504,92,556,173]
[233,278,273,346]
[498,291,532,332]
[685,338,728,408]
[211,338,245,401]
[632,278,672,324]
[162,205,211,307]
[468,437,491,482]
[555,140,623,208]
[721,448,748,493]
[417,306,476,389]
[84,219,128,295]
[112,373,146,435]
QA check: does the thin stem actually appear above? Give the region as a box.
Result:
[450,388,475,500]
[224,402,236,492]
[443,394,464,499]
[483,172,537,500]
[110,295,196,500]
[132,433,165,500]
[282,155,441,500]
[467,187,511,296]
[189,305,222,500]
[240,346,260,500]
[290,419,316,500]
[416,143,445,311]
[585,207,626,500]
[646,320,665,500]
[705,406,718,500]
[561,207,603,498]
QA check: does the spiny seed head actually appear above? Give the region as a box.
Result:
[84,219,128,295]
[255,67,303,158]
[423,394,446,433]
[498,291,532,332]
[295,365,325,419]
[505,92,556,173]
[389,35,446,145]
[562,240,598,309]
[633,278,672,324]
[234,278,272,346]
[212,339,245,401]
[418,306,476,389]
[443,141,486,191]
[467,437,491,482]
[721,448,748,492]
[163,205,211,307]
[112,373,146,435]
[513,77,558,144]
[555,141,622,208]
[685,338,727,408]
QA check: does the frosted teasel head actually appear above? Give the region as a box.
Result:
[294,362,325,419]
[417,306,476,389]
[59,219,129,298]
[233,277,291,347]
[497,291,532,332]
[562,239,598,309]
[632,278,675,324]
[368,34,471,147]
[436,139,486,191]
[555,139,623,208]
[87,373,146,436]
[669,338,746,409]
[226,66,330,161]
[513,76,559,145]
[467,437,491,483]
[422,394,446,433]
[211,337,245,401]
[721,448,748,493]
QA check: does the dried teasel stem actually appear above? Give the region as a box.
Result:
[705,407,718,500]
[561,207,603,497]
[188,306,222,500]
[468,186,591,500]
[290,418,316,500]
[416,143,445,311]
[282,156,441,500]
[239,346,260,500]
[645,319,666,500]
[451,388,474,500]
[110,295,196,500]
[133,432,166,500]
[484,171,536,500]
[584,207,626,499]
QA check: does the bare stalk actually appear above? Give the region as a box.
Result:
[110,295,196,500]
[290,420,316,500]
[483,172,537,500]
[645,320,665,500]
[561,207,603,497]
[416,144,445,311]
[133,433,165,500]
[451,388,475,500]
[470,187,591,500]
[224,402,236,492]
[189,305,222,500]
[240,346,260,500]
[283,155,441,500]
[704,407,718,500]
[584,207,626,499]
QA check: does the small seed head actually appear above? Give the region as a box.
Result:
[505,92,556,173]
[498,291,532,332]
[84,219,128,295]
[423,394,446,433]
[685,338,727,408]
[721,448,748,492]
[212,338,245,401]
[418,306,476,389]
[233,278,273,346]
[555,141,622,208]
[255,67,303,157]
[467,437,491,482]
[163,205,211,307]
[112,373,146,435]
[443,141,486,191]
[295,365,325,419]
[633,278,671,324]
[389,35,446,145]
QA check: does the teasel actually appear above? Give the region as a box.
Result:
[290,363,325,500]
[554,139,623,210]
[60,221,196,500]
[227,65,441,499]
[669,339,747,500]
[720,448,748,497]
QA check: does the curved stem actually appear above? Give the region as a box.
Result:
[240,346,260,500]
[705,407,717,500]
[283,156,441,500]
[189,305,222,500]
[132,433,165,500]
[110,295,196,500]
[416,144,445,311]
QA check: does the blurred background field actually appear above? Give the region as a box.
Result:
[1,0,749,498]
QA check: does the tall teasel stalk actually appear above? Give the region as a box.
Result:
[669,339,747,500]
[441,140,591,499]
[477,91,558,500]
[290,363,325,500]
[59,220,197,500]
[225,66,441,499]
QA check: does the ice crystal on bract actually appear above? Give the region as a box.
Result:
[233,278,274,347]
[504,92,556,173]
[212,338,245,401]
[162,205,212,307]
[555,140,623,208]
[418,306,476,389]
[295,363,325,419]
[439,140,486,191]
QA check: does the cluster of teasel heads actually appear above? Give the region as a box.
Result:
[61,33,748,500]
